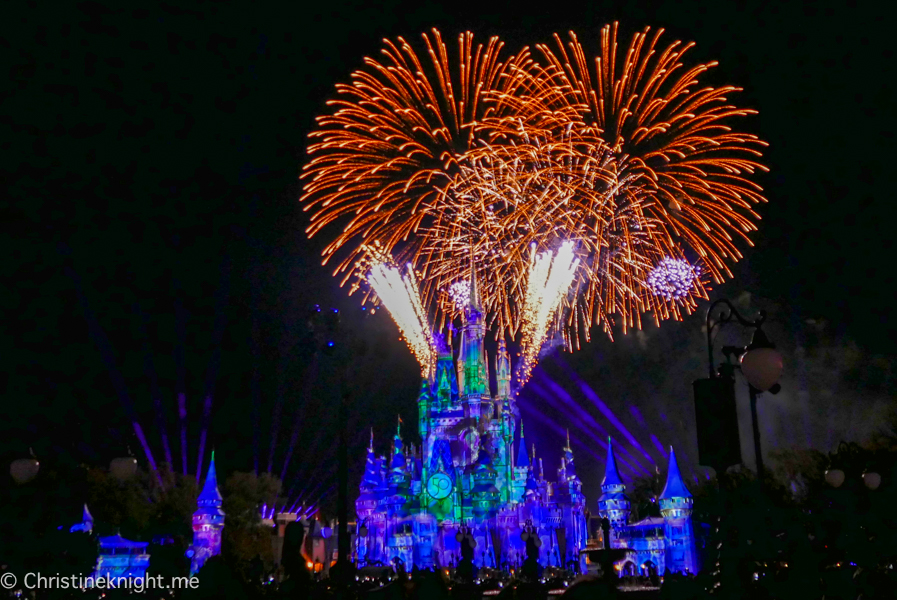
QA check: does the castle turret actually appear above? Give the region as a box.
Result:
[461,269,488,405]
[435,352,458,410]
[660,447,697,573]
[597,439,630,529]
[517,421,530,470]
[357,430,383,521]
[524,465,540,501]
[417,379,432,440]
[190,451,225,574]
[562,432,584,509]
[496,338,511,399]
[563,431,577,481]
[471,441,500,521]
[387,420,411,519]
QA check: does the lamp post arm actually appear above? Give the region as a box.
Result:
[706,299,767,378]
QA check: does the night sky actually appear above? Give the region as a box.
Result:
[4,0,895,510]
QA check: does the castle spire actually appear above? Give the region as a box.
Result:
[601,438,624,489]
[517,420,530,468]
[496,337,511,398]
[469,256,482,312]
[598,438,630,527]
[660,446,692,500]
[564,431,577,479]
[369,428,374,452]
[198,450,222,506]
[190,450,224,575]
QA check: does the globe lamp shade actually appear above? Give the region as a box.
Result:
[110,457,138,480]
[863,472,882,490]
[359,525,368,537]
[740,347,784,391]
[825,469,845,488]
[10,458,40,484]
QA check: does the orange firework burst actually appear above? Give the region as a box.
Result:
[529,24,769,338]
[301,24,768,345]
[301,30,542,315]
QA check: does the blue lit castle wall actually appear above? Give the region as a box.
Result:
[597,441,699,576]
[355,276,589,571]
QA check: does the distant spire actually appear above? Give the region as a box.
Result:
[602,438,624,488]
[369,428,374,452]
[564,432,577,479]
[531,443,536,465]
[469,257,482,312]
[397,415,402,438]
[198,450,222,506]
[517,420,530,468]
[83,503,94,524]
[660,446,692,500]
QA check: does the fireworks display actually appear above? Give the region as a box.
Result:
[367,262,436,375]
[529,25,768,336]
[517,242,580,387]
[303,24,768,353]
[449,280,471,310]
[647,258,702,301]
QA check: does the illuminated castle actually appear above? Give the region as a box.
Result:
[355,276,588,570]
[597,441,699,576]
[189,451,225,574]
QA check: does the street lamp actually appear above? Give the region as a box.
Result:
[825,441,882,491]
[10,448,40,484]
[110,456,138,480]
[699,299,784,479]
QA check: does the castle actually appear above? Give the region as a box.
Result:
[597,441,699,576]
[355,275,588,571]
[354,273,698,575]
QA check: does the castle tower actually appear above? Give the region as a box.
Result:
[597,439,630,531]
[357,430,382,521]
[417,379,432,441]
[563,432,584,506]
[461,269,488,406]
[190,451,225,575]
[517,421,530,470]
[471,441,500,521]
[496,338,511,400]
[660,447,698,574]
[388,420,410,497]
[435,351,458,410]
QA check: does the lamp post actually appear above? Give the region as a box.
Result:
[825,441,882,491]
[701,299,784,479]
[10,448,40,484]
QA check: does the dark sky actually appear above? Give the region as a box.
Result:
[4,0,895,509]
